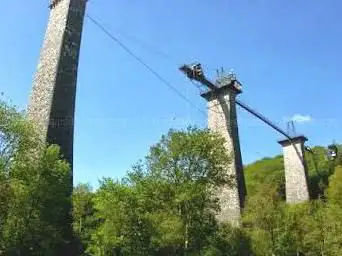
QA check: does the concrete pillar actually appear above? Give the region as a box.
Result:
[201,79,246,226]
[278,136,310,203]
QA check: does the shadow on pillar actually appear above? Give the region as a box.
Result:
[216,92,247,210]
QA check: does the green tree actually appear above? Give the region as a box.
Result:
[244,155,285,198]
[87,127,236,255]
[326,166,342,206]
[2,145,70,255]
[72,183,96,255]
[201,224,251,256]
[306,146,334,198]
[335,145,342,166]
[281,203,312,256]
[243,184,284,256]
[0,100,71,255]
[145,128,231,254]
[87,178,153,256]
[322,166,342,255]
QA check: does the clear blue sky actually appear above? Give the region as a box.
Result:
[1,0,341,188]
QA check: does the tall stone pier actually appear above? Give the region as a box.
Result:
[28,0,86,174]
[27,0,87,254]
[278,136,310,203]
[201,77,246,226]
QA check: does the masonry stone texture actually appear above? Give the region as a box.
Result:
[278,136,310,203]
[201,81,246,226]
[27,2,86,253]
[28,0,86,173]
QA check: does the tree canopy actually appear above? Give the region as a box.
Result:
[0,100,71,255]
[1,99,342,255]
[83,128,250,255]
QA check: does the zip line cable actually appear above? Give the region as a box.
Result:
[86,14,206,117]
[85,13,316,166]
[85,1,177,64]
[86,14,232,132]
[86,14,297,140]
[110,29,179,65]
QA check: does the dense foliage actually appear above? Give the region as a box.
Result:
[1,99,342,255]
[75,128,251,255]
[73,135,342,255]
[0,101,71,255]
[243,144,342,255]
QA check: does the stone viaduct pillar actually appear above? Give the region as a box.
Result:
[201,77,246,226]
[28,0,86,174]
[278,136,310,203]
[27,1,87,254]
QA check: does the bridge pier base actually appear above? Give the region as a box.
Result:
[278,136,310,204]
